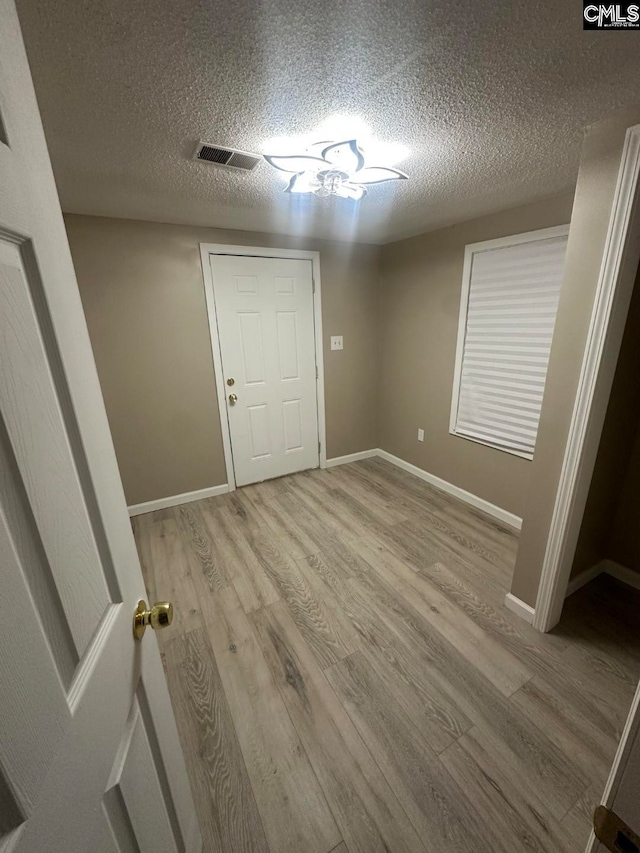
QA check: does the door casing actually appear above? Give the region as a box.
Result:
[532,123,640,632]
[199,244,327,490]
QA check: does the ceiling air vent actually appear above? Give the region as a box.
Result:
[193,142,262,172]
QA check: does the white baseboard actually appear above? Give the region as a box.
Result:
[504,593,535,624]
[601,559,640,591]
[565,558,640,598]
[565,562,605,597]
[376,449,522,530]
[129,445,520,529]
[326,446,522,530]
[325,449,378,468]
[509,559,640,621]
[128,483,230,517]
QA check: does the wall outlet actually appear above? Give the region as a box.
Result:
[330,335,344,351]
[417,428,425,442]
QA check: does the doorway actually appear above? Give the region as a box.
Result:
[533,123,640,631]
[569,257,640,595]
[200,245,326,489]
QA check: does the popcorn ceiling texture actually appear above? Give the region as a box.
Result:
[15,0,640,244]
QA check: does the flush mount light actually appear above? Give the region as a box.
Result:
[263,138,408,200]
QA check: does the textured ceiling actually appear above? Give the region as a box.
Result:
[15,0,640,244]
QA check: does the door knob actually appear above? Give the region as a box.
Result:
[228,393,238,405]
[133,599,173,640]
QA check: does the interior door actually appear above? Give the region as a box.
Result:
[210,254,320,487]
[590,683,640,852]
[0,2,200,851]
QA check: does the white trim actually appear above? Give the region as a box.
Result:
[533,124,640,633]
[199,246,237,491]
[199,243,327,492]
[565,562,605,597]
[603,559,640,591]
[461,224,571,257]
[589,676,640,853]
[127,447,525,530]
[450,243,474,436]
[449,224,570,460]
[323,447,522,529]
[128,483,229,516]
[504,593,535,624]
[564,559,640,600]
[325,449,378,467]
[376,449,522,530]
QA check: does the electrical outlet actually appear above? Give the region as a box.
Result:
[417,428,424,442]
[331,335,344,351]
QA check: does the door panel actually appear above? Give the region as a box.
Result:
[0,502,71,831]
[0,239,113,656]
[282,398,304,451]
[105,699,178,853]
[234,274,258,294]
[0,2,200,850]
[238,312,265,383]
[276,311,300,380]
[248,403,272,458]
[210,254,319,487]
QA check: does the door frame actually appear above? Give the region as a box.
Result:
[199,243,327,491]
[533,123,640,632]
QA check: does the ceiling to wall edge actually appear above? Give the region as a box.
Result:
[61,186,576,250]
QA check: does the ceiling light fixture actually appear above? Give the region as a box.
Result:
[263,138,408,200]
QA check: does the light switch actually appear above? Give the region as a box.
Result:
[331,335,344,351]
[418,428,425,442]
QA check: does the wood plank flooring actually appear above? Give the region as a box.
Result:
[132,458,640,853]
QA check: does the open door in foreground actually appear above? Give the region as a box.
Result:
[0,0,200,850]
[591,682,640,853]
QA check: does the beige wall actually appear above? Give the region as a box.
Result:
[65,214,380,506]
[67,195,574,518]
[66,108,640,614]
[377,194,574,520]
[571,264,640,578]
[511,105,640,607]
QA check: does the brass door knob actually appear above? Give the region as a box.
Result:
[228,393,238,405]
[133,599,173,641]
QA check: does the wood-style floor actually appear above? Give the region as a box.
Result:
[133,458,640,853]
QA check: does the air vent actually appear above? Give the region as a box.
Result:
[193,142,261,172]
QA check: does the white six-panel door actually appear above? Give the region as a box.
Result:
[210,254,320,487]
[0,2,200,851]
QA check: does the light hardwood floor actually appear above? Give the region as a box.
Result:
[132,458,640,853]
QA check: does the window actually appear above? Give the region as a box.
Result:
[450,226,569,459]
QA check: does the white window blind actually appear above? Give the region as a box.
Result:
[450,227,568,459]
